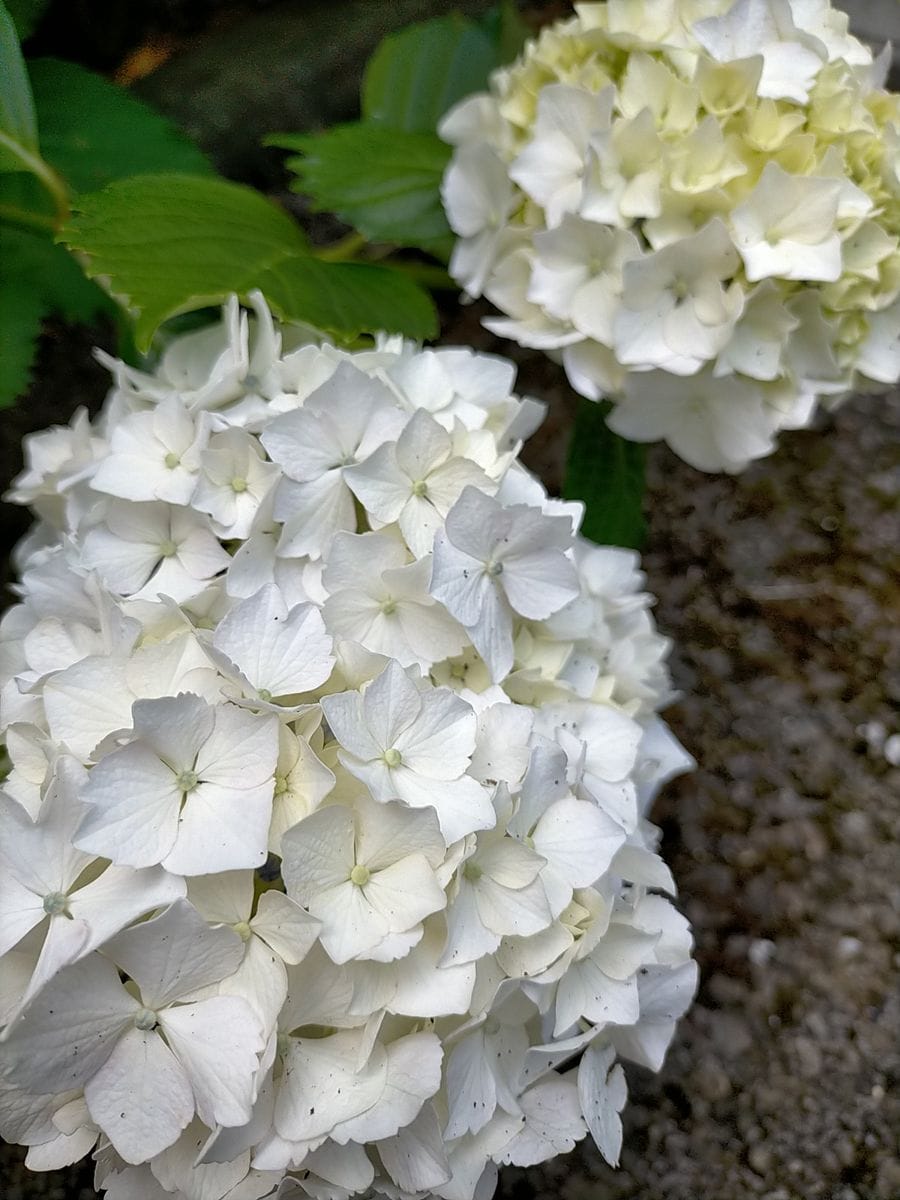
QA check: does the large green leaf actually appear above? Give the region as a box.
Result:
[6,0,48,39]
[271,124,452,257]
[0,0,37,171]
[0,226,112,406]
[29,58,213,190]
[362,14,497,133]
[61,173,438,351]
[563,398,647,550]
[476,0,530,67]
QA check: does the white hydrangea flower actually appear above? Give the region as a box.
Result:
[431,487,580,681]
[322,530,467,669]
[441,0,900,471]
[1,295,695,1199]
[0,900,266,1163]
[90,395,207,505]
[281,795,447,963]
[74,693,279,875]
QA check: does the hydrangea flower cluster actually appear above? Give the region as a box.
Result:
[441,0,900,472]
[0,295,696,1200]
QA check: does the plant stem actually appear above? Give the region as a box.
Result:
[0,202,57,235]
[0,132,70,229]
[315,230,368,262]
[379,260,455,290]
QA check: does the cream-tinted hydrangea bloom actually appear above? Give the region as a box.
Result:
[0,296,695,1200]
[441,0,900,472]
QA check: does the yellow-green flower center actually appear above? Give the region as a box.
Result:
[134,1007,158,1031]
[42,891,69,916]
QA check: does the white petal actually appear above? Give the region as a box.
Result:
[332,1032,442,1143]
[444,1032,497,1139]
[577,1041,627,1166]
[378,1104,451,1193]
[533,798,625,887]
[84,1026,193,1163]
[251,890,320,964]
[281,806,356,905]
[104,899,244,1009]
[160,995,264,1128]
[274,1030,387,1142]
[1,954,136,1093]
[496,1075,587,1167]
[162,779,272,875]
[75,745,182,869]
[212,586,333,697]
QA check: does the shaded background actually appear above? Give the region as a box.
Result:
[3,2,899,1197]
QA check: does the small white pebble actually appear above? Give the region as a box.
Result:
[883,733,900,766]
[858,720,886,751]
[748,938,776,967]
[837,936,862,961]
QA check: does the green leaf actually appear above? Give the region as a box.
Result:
[362,14,496,133]
[270,123,452,257]
[0,225,113,406]
[0,0,38,171]
[5,0,48,40]
[60,173,438,351]
[477,0,530,67]
[0,276,43,406]
[29,58,213,190]
[563,398,647,550]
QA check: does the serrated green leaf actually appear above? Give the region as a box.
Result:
[0,277,43,406]
[6,0,48,40]
[563,398,647,550]
[4,223,111,319]
[29,58,212,190]
[0,0,38,171]
[362,14,496,133]
[270,123,452,257]
[257,255,438,343]
[61,173,438,351]
[0,226,112,406]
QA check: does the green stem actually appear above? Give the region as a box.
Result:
[0,201,57,234]
[378,259,455,290]
[314,230,368,262]
[0,132,70,229]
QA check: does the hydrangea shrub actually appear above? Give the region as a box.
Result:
[441,0,900,471]
[0,295,696,1199]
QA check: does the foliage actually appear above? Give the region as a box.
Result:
[563,399,647,550]
[0,0,214,406]
[62,174,438,351]
[275,4,527,262]
[268,124,453,259]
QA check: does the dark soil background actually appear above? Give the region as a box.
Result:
[3,2,899,1198]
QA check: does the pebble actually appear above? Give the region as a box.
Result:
[748,938,776,966]
[884,734,900,766]
[748,1145,773,1175]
